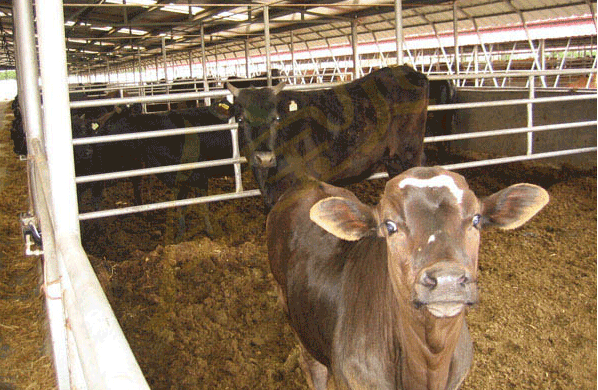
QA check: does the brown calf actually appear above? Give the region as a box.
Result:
[266,166,549,390]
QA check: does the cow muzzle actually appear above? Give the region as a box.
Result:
[413,261,478,318]
[253,151,277,168]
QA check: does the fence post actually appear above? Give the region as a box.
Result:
[527,75,535,155]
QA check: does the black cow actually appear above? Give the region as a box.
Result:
[225,69,282,89]
[426,80,457,161]
[9,91,138,156]
[227,65,429,209]
[86,102,234,237]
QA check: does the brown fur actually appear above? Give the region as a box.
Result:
[266,167,549,389]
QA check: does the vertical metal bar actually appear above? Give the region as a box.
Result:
[539,39,546,74]
[200,24,211,106]
[264,5,272,86]
[13,1,69,388]
[554,38,571,87]
[230,125,243,193]
[154,56,159,81]
[395,0,403,65]
[162,36,168,83]
[34,0,79,237]
[501,42,517,87]
[162,36,170,110]
[453,1,460,79]
[106,59,111,83]
[291,31,296,84]
[351,19,360,80]
[527,75,534,155]
[13,0,43,144]
[244,39,250,78]
[474,46,479,87]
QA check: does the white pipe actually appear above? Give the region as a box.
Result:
[57,233,150,389]
[29,138,71,389]
[527,75,535,155]
[72,123,237,146]
[33,0,151,388]
[76,156,247,184]
[367,147,597,181]
[79,189,262,221]
[424,120,597,143]
[395,0,403,65]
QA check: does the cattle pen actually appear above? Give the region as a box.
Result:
[1,0,596,389]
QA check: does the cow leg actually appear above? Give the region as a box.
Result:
[174,186,190,240]
[384,144,425,178]
[193,177,214,238]
[131,176,143,206]
[89,182,105,210]
[299,344,330,390]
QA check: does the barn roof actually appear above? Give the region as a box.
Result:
[0,0,594,73]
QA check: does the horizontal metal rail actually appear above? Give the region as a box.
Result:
[79,189,262,221]
[426,92,596,111]
[72,70,596,223]
[368,147,598,180]
[424,120,597,143]
[72,122,237,145]
[75,156,247,183]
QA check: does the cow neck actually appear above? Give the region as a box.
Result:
[396,304,465,390]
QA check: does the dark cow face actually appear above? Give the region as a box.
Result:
[227,82,285,168]
[309,166,549,318]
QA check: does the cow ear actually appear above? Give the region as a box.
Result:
[310,197,376,241]
[227,82,240,97]
[480,184,549,230]
[273,82,285,95]
[210,99,233,120]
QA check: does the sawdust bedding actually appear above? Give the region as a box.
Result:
[0,100,596,389]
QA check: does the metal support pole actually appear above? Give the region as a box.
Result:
[291,31,296,84]
[106,59,111,83]
[539,39,546,73]
[264,5,272,86]
[200,23,210,106]
[162,36,168,83]
[244,39,250,78]
[13,0,43,145]
[527,75,534,155]
[395,0,403,65]
[351,19,360,80]
[453,1,460,78]
[162,36,170,109]
[13,1,68,388]
[34,0,79,238]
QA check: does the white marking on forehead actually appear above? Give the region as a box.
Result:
[427,234,436,244]
[398,174,464,203]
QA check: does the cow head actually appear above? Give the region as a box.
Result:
[227,82,286,194]
[309,166,549,318]
[226,83,285,206]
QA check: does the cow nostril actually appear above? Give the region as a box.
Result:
[457,275,469,287]
[422,274,437,289]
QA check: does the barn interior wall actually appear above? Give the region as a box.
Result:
[451,89,597,169]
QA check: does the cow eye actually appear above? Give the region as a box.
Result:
[472,214,482,229]
[384,220,398,235]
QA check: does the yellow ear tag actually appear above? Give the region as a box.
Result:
[289,100,298,112]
